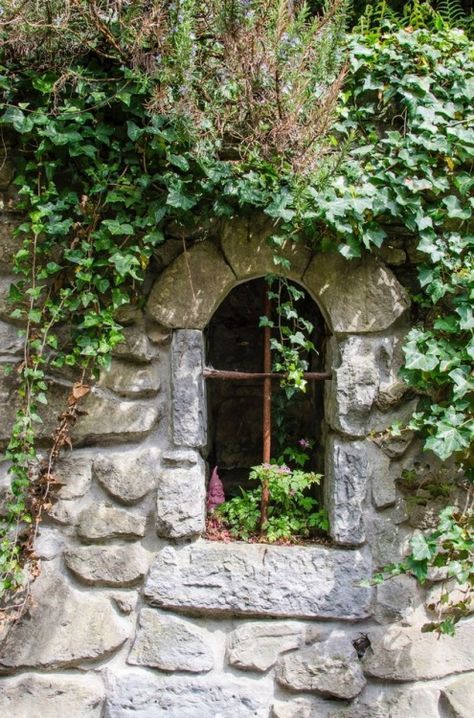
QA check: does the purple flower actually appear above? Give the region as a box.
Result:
[298,438,310,449]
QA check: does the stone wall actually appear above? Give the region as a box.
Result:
[0,212,472,718]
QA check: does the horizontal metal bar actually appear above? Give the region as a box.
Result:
[203,368,332,381]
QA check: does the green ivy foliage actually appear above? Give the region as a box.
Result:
[0,3,472,618]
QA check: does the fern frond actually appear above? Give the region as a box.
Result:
[437,0,467,27]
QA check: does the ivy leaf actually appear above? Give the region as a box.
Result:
[2,106,33,133]
[410,534,433,561]
[102,220,134,235]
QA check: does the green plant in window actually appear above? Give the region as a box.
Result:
[216,461,327,542]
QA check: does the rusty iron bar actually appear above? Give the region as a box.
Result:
[203,368,332,381]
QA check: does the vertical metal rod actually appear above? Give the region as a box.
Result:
[260,288,272,530]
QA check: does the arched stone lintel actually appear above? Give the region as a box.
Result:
[146,227,409,334]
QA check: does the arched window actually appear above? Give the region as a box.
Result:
[205,277,327,501]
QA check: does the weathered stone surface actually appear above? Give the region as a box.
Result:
[374,574,422,625]
[99,358,160,398]
[327,686,440,718]
[105,670,272,718]
[0,568,128,671]
[325,334,416,438]
[56,451,92,499]
[324,437,369,546]
[144,542,373,619]
[0,274,15,321]
[77,503,146,541]
[370,444,396,509]
[276,635,366,699]
[93,447,159,504]
[156,456,206,538]
[368,510,408,567]
[442,675,474,718]
[128,609,214,673]
[227,622,303,672]
[72,387,160,445]
[171,330,207,448]
[112,322,157,363]
[65,544,148,586]
[303,253,409,333]
[0,319,22,357]
[271,699,320,718]
[221,216,312,281]
[34,526,65,560]
[147,241,236,329]
[0,673,104,717]
[363,619,474,680]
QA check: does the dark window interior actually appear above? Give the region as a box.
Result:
[205,278,327,499]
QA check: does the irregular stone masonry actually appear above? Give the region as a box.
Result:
[0,215,471,717]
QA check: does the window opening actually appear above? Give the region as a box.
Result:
[205,278,330,538]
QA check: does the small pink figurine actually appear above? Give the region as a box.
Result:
[207,466,225,513]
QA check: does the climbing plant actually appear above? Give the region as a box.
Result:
[0,1,472,629]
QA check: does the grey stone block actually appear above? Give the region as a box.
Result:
[77,503,146,541]
[93,447,159,504]
[156,455,206,538]
[227,621,303,672]
[0,673,104,717]
[128,609,214,672]
[0,567,128,671]
[144,542,373,619]
[105,670,272,718]
[64,544,148,587]
[171,329,207,448]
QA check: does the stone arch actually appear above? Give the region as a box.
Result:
[146,217,410,333]
[147,217,413,547]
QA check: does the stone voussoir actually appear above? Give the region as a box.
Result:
[147,241,236,329]
[144,542,373,619]
[303,252,409,333]
[221,215,312,281]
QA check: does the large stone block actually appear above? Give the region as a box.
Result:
[0,568,128,671]
[144,542,373,619]
[105,670,272,718]
[363,619,474,681]
[56,451,93,499]
[303,253,409,333]
[77,503,146,541]
[156,453,206,538]
[147,241,236,329]
[72,387,160,445]
[128,608,214,672]
[276,635,366,699]
[93,447,160,504]
[325,334,416,437]
[227,622,303,672]
[98,358,160,398]
[0,673,104,718]
[221,216,312,281]
[112,322,158,363]
[64,544,148,587]
[327,686,440,718]
[324,437,370,546]
[171,330,207,448]
[441,674,474,718]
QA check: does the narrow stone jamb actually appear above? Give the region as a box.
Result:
[171,329,207,449]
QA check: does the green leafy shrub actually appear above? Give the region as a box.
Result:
[216,463,327,542]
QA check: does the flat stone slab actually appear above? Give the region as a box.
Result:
[0,673,104,718]
[105,670,272,718]
[144,542,373,619]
